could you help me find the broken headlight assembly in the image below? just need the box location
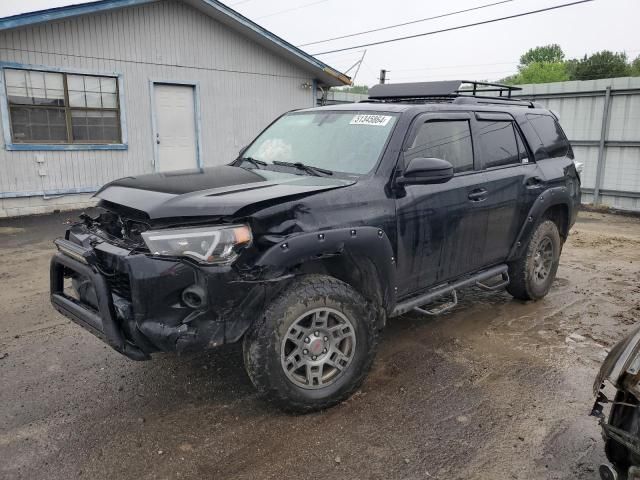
[141,225,252,264]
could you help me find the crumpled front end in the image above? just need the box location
[50,212,269,360]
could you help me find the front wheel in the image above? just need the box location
[507,219,562,301]
[243,275,379,413]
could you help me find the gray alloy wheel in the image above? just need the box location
[280,307,357,389]
[507,219,561,301]
[243,274,380,413]
[532,236,555,285]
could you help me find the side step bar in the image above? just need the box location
[391,264,509,317]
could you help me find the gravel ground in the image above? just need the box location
[1,209,639,480]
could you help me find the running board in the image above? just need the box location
[391,265,509,317]
[413,290,458,316]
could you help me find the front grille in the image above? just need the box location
[94,250,132,300]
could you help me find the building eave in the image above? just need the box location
[0,0,351,87]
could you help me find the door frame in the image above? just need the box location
[149,79,203,171]
[394,111,485,295]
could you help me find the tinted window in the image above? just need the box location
[407,120,474,173]
[478,121,519,168]
[526,114,570,158]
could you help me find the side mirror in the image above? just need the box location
[397,157,454,185]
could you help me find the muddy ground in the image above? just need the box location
[0,210,639,480]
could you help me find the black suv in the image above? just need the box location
[50,81,581,412]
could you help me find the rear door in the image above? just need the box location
[473,112,540,265]
[394,112,488,296]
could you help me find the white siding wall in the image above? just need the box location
[0,0,315,216]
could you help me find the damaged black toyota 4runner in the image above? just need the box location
[50,81,581,412]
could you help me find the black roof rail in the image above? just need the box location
[456,80,522,98]
[364,80,536,107]
[452,96,536,108]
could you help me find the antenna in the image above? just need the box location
[342,50,367,85]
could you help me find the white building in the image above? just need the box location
[0,0,350,217]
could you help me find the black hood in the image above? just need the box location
[95,166,356,219]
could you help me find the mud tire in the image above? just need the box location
[507,219,561,301]
[243,274,379,413]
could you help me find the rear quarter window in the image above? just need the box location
[526,114,572,159]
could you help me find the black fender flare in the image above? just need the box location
[507,186,571,261]
[253,226,397,316]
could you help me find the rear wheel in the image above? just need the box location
[243,275,379,413]
[507,219,561,301]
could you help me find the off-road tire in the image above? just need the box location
[243,274,379,413]
[507,219,561,301]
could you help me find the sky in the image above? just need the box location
[2,0,639,86]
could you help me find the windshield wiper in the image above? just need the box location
[272,160,333,177]
[237,156,267,169]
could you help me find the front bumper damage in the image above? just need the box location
[50,233,268,361]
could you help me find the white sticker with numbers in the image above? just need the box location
[350,114,392,126]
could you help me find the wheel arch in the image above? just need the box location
[507,186,572,261]
[252,227,397,326]
[543,203,569,240]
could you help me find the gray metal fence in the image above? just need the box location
[325,79,640,211]
[513,77,640,211]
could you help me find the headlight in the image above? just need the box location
[141,225,252,264]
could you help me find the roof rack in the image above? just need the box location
[365,80,536,107]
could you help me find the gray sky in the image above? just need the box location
[2,0,639,86]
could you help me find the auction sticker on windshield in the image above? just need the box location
[350,114,392,126]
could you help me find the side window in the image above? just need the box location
[477,121,519,169]
[526,114,570,158]
[406,120,474,173]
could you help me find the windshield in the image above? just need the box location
[242,111,398,175]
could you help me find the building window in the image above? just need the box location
[4,68,121,144]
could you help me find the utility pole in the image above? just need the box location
[379,69,387,84]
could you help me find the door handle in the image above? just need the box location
[468,188,488,202]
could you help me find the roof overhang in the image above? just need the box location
[0,0,351,87]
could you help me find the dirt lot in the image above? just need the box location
[1,209,639,480]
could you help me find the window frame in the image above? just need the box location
[0,62,127,151]
[402,112,478,176]
[525,112,572,160]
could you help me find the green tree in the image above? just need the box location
[571,51,630,80]
[509,62,570,85]
[336,85,369,94]
[519,44,565,66]
[564,58,579,80]
[630,55,640,76]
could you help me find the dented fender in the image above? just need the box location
[251,226,397,314]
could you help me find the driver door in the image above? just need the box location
[394,112,488,297]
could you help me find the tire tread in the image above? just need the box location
[243,274,380,413]
[507,219,561,301]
